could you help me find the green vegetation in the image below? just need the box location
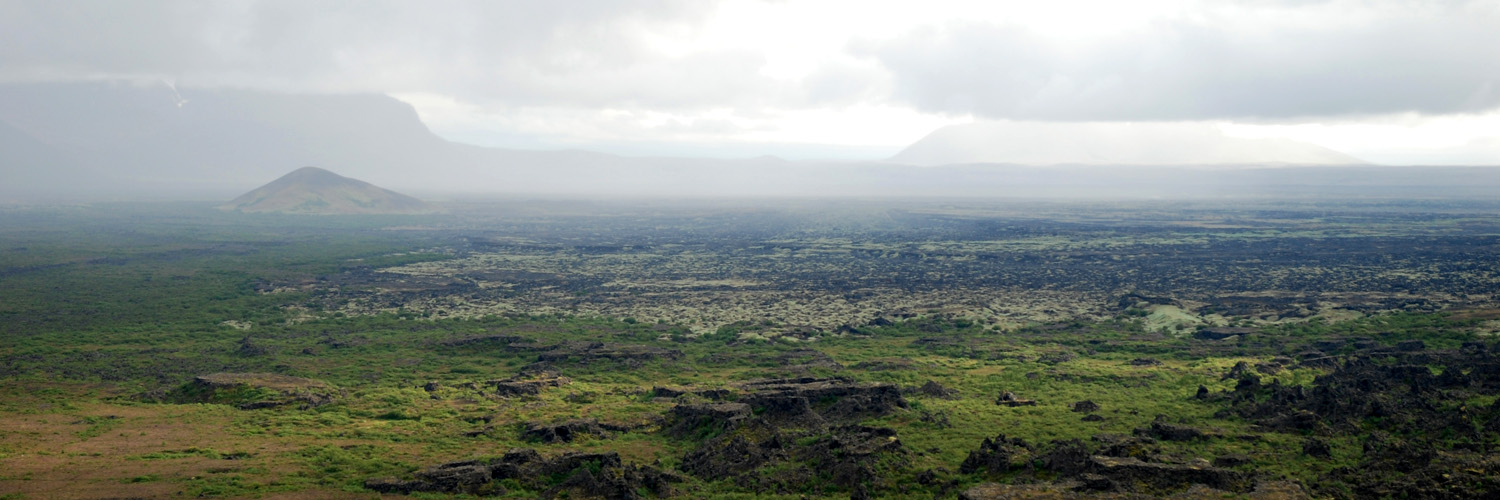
[1,200,1498,498]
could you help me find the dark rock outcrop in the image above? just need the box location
[679,430,783,482]
[1088,456,1251,493]
[995,391,1037,407]
[489,373,572,397]
[739,392,826,429]
[675,377,911,496]
[960,434,1033,475]
[681,422,907,494]
[1213,453,1252,468]
[522,419,608,443]
[170,372,336,410]
[1038,351,1078,364]
[649,386,685,398]
[737,377,908,425]
[776,349,843,371]
[1207,348,1500,498]
[662,402,751,438]
[439,334,527,348]
[1137,415,1207,442]
[1092,434,1159,460]
[366,449,681,498]
[1194,327,1256,340]
[906,380,960,399]
[852,358,915,371]
[536,342,684,366]
[958,434,1250,494]
[1302,438,1332,459]
[1396,339,1426,352]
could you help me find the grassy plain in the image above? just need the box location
[1,199,1497,498]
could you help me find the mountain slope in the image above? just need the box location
[888,121,1368,166]
[0,82,460,197]
[4,82,1497,202]
[221,167,436,214]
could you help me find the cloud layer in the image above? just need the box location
[0,1,776,109]
[2,0,1499,158]
[860,2,1500,121]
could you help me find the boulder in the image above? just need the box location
[522,419,608,443]
[995,391,1037,407]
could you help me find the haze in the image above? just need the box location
[2,0,1499,200]
[10,3,1500,498]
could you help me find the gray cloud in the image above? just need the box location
[858,2,1500,120]
[0,0,782,110]
[3,0,1498,127]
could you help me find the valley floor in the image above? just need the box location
[1,199,1498,499]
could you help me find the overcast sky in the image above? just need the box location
[3,0,1499,163]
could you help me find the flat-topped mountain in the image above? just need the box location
[3,82,1496,201]
[221,167,436,215]
[888,121,1368,167]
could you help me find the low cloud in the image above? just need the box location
[858,1,1500,121]
[0,0,778,111]
[3,0,1498,158]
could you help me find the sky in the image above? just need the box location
[3,0,1499,163]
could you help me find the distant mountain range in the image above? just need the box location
[889,121,1367,167]
[221,167,436,215]
[1,81,1497,201]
